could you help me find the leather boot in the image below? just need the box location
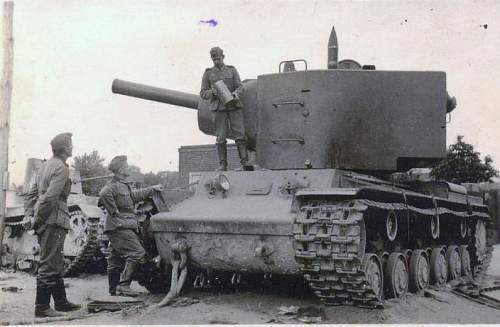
[116,261,142,297]
[236,141,253,171]
[108,271,121,296]
[216,143,228,171]
[35,286,63,318]
[35,305,64,318]
[52,280,82,312]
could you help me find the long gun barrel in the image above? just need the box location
[72,174,114,184]
[111,78,258,145]
[112,79,199,109]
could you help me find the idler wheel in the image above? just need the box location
[384,253,409,298]
[386,210,398,241]
[430,247,448,285]
[459,245,472,277]
[409,250,430,292]
[446,246,462,281]
[362,253,384,301]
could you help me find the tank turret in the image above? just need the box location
[112,26,447,172]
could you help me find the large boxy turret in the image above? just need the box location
[112,26,447,172]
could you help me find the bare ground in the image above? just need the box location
[1,269,500,325]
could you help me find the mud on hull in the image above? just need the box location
[151,170,492,306]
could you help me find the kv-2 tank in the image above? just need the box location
[112,26,491,307]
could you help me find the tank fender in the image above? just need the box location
[295,188,360,198]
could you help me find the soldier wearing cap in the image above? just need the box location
[200,46,251,171]
[24,133,81,317]
[99,155,163,297]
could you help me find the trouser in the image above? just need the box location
[106,229,146,287]
[107,253,125,295]
[107,229,146,267]
[36,225,67,305]
[212,108,246,144]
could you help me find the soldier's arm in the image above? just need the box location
[41,164,69,207]
[130,187,155,204]
[36,164,69,218]
[24,181,39,217]
[99,186,120,217]
[232,67,244,97]
[200,70,215,100]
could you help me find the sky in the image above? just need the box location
[1,0,500,185]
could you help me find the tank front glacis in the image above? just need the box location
[152,169,339,275]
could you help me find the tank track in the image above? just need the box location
[293,198,492,308]
[63,210,101,277]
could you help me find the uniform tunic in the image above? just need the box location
[99,178,155,272]
[200,64,246,143]
[24,156,71,289]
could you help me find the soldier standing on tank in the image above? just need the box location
[99,155,164,297]
[24,133,81,318]
[200,46,251,171]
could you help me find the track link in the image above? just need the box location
[63,210,101,277]
[293,198,492,308]
[293,200,382,307]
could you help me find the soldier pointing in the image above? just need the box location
[200,46,252,171]
[99,155,163,297]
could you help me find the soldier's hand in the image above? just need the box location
[152,184,164,192]
[211,86,218,97]
[22,216,35,230]
[231,91,239,99]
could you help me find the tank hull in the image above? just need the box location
[151,169,491,306]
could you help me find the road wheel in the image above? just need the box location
[384,252,408,298]
[363,253,384,301]
[446,245,462,281]
[459,245,472,277]
[430,247,448,285]
[409,250,429,292]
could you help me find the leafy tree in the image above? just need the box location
[143,171,161,187]
[431,135,498,184]
[142,170,180,188]
[72,151,110,196]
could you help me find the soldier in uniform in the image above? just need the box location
[99,155,163,297]
[200,46,251,171]
[24,133,81,317]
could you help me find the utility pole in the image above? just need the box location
[0,1,14,266]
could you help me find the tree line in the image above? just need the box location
[72,150,180,196]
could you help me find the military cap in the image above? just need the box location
[210,46,224,57]
[50,132,72,151]
[108,155,128,173]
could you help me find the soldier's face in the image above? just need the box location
[118,165,130,178]
[211,54,224,68]
[64,143,73,157]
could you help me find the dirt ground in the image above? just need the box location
[1,276,500,324]
[2,247,500,325]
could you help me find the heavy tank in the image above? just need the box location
[112,26,492,306]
